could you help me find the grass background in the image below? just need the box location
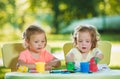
[0,33,120,79]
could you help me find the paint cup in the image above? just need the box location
[80,62,89,73]
[89,63,98,72]
[35,62,45,73]
[66,62,75,71]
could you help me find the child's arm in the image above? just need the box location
[91,51,104,64]
[95,51,104,60]
[66,53,74,62]
[18,59,59,71]
[45,57,61,69]
[90,48,104,64]
[17,60,36,69]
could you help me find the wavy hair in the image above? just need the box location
[22,24,47,48]
[73,24,100,50]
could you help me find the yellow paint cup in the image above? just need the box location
[35,62,45,73]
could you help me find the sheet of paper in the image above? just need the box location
[98,64,110,71]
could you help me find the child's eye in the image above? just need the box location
[79,41,82,42]
[35,41,38,43]
[41,41,45,43]
[86,41,90,43]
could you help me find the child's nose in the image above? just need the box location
[82,42,86,45]
[38,43,42,46]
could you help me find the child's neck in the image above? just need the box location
[82,53,89,60]
[29,51,41,59]
[32,52,40,59]
[76,47,90,59]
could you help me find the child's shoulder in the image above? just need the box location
[70,47,78,51]
[92,48,101,51]
[20,49,29,54]
[69,47,80,53]
[92,47,102,54]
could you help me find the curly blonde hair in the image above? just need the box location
[73,24,100,50]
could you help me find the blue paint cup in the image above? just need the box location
[80,62,89,73]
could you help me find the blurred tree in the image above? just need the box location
[0,0,25,30]
[48,0,101,33]
[0,0,7,27]
[43,0,120,33]
[0,0,120,34]
[52,0,59,34]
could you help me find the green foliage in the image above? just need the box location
[51,47,61,53]
[0,0,120,34]
[47,34,71,41]
[0,33,21,42]
[101,33,120,42]
[0,66,11,79]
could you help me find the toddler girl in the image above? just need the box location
[18,25,61,70]
[66,24,104,69]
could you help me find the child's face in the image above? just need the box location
[76,31,92,53]
[27,33,46,53]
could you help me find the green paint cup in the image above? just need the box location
[67,62,75,71]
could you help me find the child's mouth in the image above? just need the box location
[37,48,42,50]
[82,47,86,49]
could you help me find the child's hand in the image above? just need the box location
[67,53,74,62]
[66,53,74,62]
[45,63,53,70]
[70,53,74,62]
[17,66,28,72]
[94,57,100,64]
[90,57,100,64]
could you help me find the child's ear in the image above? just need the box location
[24,39,29,48]
[74,37,77,45]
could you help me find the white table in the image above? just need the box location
[5,70,120,79]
